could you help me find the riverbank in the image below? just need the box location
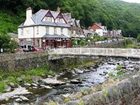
[62,59,140,105]
[1,57,139,105]
[0,56,99,104]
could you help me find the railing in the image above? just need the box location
[48,48,140,58]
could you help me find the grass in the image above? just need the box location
[107,64,126,80]
[0,59,97,93]
[0,66,55,93]
[122,38,140,48]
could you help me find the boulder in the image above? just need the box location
[0,87,31,101]
[5,85,12,92]
[24,83,31,87]
[40,78,65,86]
[31,83,38,87]
[62,93,70,98]
[74,69,84,74]
[40,85,52,89]
[70,79,82,84]
[19,96,29,101]
[15,98,22,102]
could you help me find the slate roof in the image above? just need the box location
[19,9,70,28]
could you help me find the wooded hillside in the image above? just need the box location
[0,0,140,37]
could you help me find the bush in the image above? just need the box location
[137,34,140,42]
[0,34,18,53]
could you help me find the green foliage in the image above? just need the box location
[122,38,140,48]
[103,88,109,97]
[137,34,140,42]
[0,34,18,53]
[0,34,11,51]
[108,65,125,79]
[72,35,107,47]
[48,101,57,105]
[0,0,140,37]
[64,97,71,103]
[9,40,18,53]
[78,99,84,105]
[0,66,55,93]
[0,82,5,93]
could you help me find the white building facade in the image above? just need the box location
[18,7,72,49]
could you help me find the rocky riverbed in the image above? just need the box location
[0,58,140,105]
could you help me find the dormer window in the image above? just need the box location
[43,17,54,22]
[55,13,66,24]
[42,11,54,23]
[55,18,65,23]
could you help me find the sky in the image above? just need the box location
[122,0,140,3]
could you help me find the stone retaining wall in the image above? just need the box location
[66,74,140,105]
[0,52,49,71]
[0,52,95,71]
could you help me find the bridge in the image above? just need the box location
[48,48,140,59]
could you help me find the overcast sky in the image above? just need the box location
[122,0,140,3]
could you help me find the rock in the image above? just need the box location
[15,98,22,102]
[103,71,108,75]
[48,75,53,78]
[70,79,82,84]
[0,87,31,101]
[64,78,68,80]
[74,69,84,74]
[66,101,80,105]
[19,96,29,101]
[32,76,41,83]
[32,86,38,89]
[12,95,19,99]
[40,85,52,89]
[24,83,31,87]
[9,82,15,88]
[84,69,91,72]
[99,73,103,76]
[40,78,65,86]
[62,93,70,98]
[71,70,76,74]
[31,83,38,87]
[5,85,12,92]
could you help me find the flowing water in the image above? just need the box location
[1,58,140,105]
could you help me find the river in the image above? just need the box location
[1,58,140,105]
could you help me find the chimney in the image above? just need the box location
[26,7,32,19]
[57,7,61,12]
[97,23,102,26]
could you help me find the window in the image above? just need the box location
[37,26,39,34]
[21,28,23,35]
[54,27,57,34]
[56,18,65,23]
[61,28,63,35]
[43,17,54,22]
[46,26,49,34]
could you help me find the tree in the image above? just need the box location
[0,34,18,53]
[137,34,140,42]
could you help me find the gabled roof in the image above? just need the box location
[19,9,70,28]
[90,23,107,31]
[51,11,59,18]
[93,23,103,29]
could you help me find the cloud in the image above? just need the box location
[122,0,140,3]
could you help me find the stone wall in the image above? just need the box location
[0,52,95,71]
[0,52,49,71]
[66,74,140,105]
[49,56,96,72]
